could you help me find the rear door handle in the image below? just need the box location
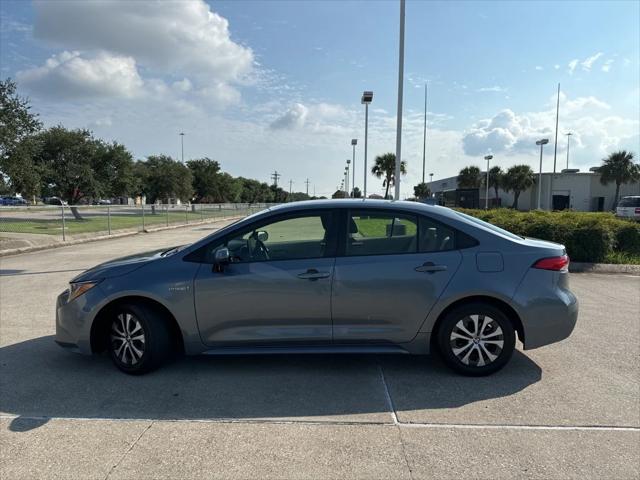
[297,269,331,280]
[415,262,447,273]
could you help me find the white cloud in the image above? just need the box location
[581,52,603,71]
[535,66,543,71]
[17,51,143,98]
[270,103,309,130]
[477,86,505,93]
[25,0,252,105]
[33,0,253,80]
[601,59,614,72]
[554,64,560,70]
[461,93,631,158]
[568,59,579,74]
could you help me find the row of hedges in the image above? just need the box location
[458,209,640,263]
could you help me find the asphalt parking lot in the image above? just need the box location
[1,222,639,479]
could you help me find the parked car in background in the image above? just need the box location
[616,196,640,221]
[55,200,578,376]
[0,196,28,206]
[47,197,68,206]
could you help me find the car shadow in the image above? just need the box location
[0,336,541,431]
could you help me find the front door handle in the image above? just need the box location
[297,269,331,280]
[415,262,447,273]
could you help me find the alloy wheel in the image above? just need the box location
[110,313,146,366]
[449,314,504,367]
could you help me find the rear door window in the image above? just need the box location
[346,211,418,256]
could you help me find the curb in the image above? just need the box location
[570,262,640,275]
[0,216,243,258]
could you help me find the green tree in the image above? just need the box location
[457,165,482,189]
[0,78,42,197]
[34,126,134,218]
[502,164,535,209]
[413,182,430,199]
[137,155,193,204]
[352,186,362,198]
[331,190,346,199]
[599,150,639,210]
[187,158,222,202]
[483,165,504,206]
[371,153,407,199]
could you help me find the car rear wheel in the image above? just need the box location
[108,303,171,375]
[436,303,516,376]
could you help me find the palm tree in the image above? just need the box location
[457,166,482,188]
[599,150,639,210]
[502,164,535,209]
[413,182,430,199]
[483,165,504,206]
[371,153,407,199]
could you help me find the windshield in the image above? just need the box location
[454,211,524,240]
[618,197,640,207]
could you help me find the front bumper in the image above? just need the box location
[55,285,106,355]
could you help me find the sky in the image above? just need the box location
[1,0,639,198]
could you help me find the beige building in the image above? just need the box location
[427,170,640,211]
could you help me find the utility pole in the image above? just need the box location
[271,171,281,187]
[305,178,310,196]
[394,0,406,201]
[288,180,293,200]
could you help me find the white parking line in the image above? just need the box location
[2,414,638,432]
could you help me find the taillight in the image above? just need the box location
[635,207,640,214]
[533,255,570,272]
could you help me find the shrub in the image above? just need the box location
[457,208,637,263]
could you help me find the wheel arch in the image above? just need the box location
[430,295,525,349]
[90,295,184,354]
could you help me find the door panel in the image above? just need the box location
[195,258,335,346]
[193,210,337,347]
[331,251,462,343]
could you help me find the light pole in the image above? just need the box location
[565,132,573,170]
[484,155,493,209]
[351,139,357,194]
[346,159,351,197]
[422,83,428,184]
[394,0,406,201]
[361,91,373,198]
[429,173,434,202]
[536,139,549,210]
[179,132,185,162]
[344,166,349,197]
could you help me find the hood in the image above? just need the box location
[71,247,170,282]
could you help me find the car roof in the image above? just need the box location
[263,199,460,220]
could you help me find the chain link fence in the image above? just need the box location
[0,203,274,242]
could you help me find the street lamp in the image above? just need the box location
[565,132,573,170]
[484,155,493,209]
[361,91,373,198]
[346,159,351,197]
[394,0,406,201]
[536,139,549,210]
[351,139,357,194]
[179,132,185,162]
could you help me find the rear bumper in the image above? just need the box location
[513,270,579,350]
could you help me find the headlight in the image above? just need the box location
[68,281,100,302]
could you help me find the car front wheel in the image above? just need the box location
[108,303,171,375]
[436,303,516,376]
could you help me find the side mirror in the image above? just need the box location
[256,230,269,242]
[214,247,230,265]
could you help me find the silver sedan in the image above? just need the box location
[56,200,578,376]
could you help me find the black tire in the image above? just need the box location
[436,302,516,376]
[107,302,172,375]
